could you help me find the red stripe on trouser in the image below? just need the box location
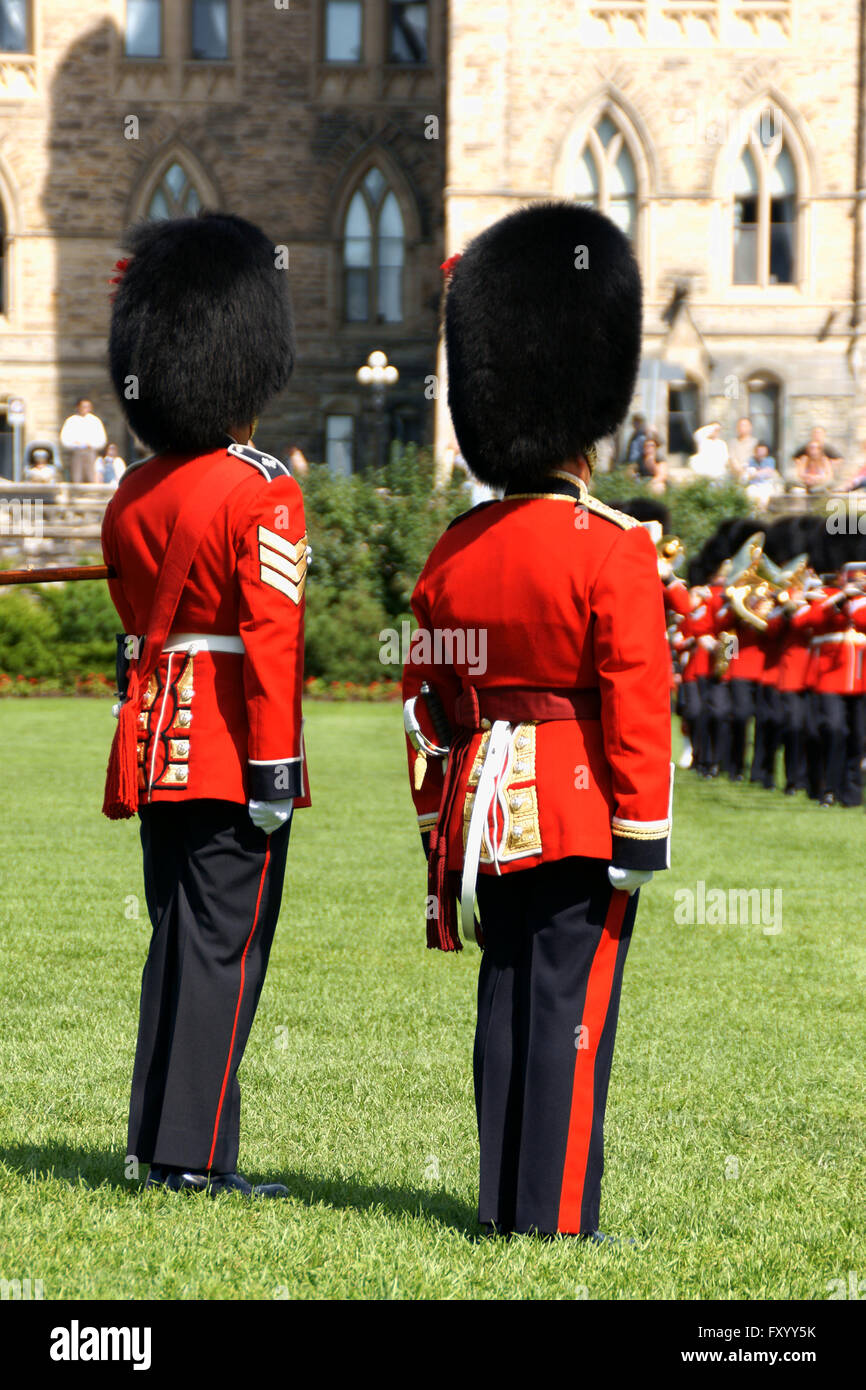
[557,888,629,1232]
[206,843,271,1172]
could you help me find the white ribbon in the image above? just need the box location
[460,720,512,945]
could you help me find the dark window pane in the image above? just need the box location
[378,265,402,322]
[125,0,161,58]
[326,415,354,476]
[345,268,369,322]
[769,196,795,283]
[733,197,758,284]
[192,0,229,60]
[389,2,428,63]
[0,0,27,51]
[326,1,362,62]
[667,385,698,455]
[747,381,779,455]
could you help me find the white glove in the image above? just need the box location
[248,799,294,834]
[608,865,654,896]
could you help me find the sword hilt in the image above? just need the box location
[420,681,452,749]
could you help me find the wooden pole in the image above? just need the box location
[0,564,115,587]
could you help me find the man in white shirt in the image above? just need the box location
[59,399,107,483]
[689,421,731,481]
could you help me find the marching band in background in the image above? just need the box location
[635,505,866,808]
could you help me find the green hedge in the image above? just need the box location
[589,473,752,558]
[0,450,753,687]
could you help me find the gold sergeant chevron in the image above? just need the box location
[257,525,308,605]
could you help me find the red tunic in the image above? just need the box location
[680,586,724,681]
[795,592,866,695]
[717,604,766,682]
[663,576,692,618]
[102,442,309,807]
[403,474,673,876]
[767,607,812,693]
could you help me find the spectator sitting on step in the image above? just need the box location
[638,431,668,494]
[793,425,843,467]
[25,445,57,483]
[621,412,647,467]
[98,442,126,487]
[793,439,835,493]
[840,441,866,491]
[742,441,782,509]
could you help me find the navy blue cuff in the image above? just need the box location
[611,834,669,872]
[248,758,304,800]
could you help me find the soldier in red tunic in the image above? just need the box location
[102,212,307,1197]
[402,203,672,1239]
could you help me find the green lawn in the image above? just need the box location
[0,699,863,1300]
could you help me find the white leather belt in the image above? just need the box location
[460,720,513,946]
[162,632,245,654]
[812,631,866,647]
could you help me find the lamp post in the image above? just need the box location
[356,350,398,469]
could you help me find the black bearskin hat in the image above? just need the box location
[763,515,817,565]
[109,212,294,453]
[444,201,642,489]
[613,497,671,531]
[809,516,866,575]
[687,517,759,585]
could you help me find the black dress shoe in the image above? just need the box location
[209,1172,289,1198]
[479,1220,512,1239]
[145,1167,288,1198]
[577,1230,637,1247]
[526,1228,636,1245]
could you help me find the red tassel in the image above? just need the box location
[102,671,141,820]
[427,833,462,952]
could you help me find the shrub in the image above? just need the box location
[589,473,752,556]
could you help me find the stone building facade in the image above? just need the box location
[2,2,866,481]
[440,0,866,477]
[0,0,446,476]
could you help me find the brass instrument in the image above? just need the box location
[713,532,774,675]
[724,532,775,633]
[657,534,686,580]
[713,629,737,678]
[642,520,687,579]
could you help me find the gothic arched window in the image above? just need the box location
[733,110,797,286]
[0,200,6,315]
[146,161,203,220]
[572,113,638,239]
[343,167,405,323]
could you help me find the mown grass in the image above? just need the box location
[0,700,863,1300]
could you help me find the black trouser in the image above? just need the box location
[680,677,708,768]
[806,692,864,804]
[780,689,808,791]
[705,678,731,770]
[129,800,291,1173]
[750,683,783,789]
[726,678,756,778]
[474,858,638,1236]
[843,695,866,806]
